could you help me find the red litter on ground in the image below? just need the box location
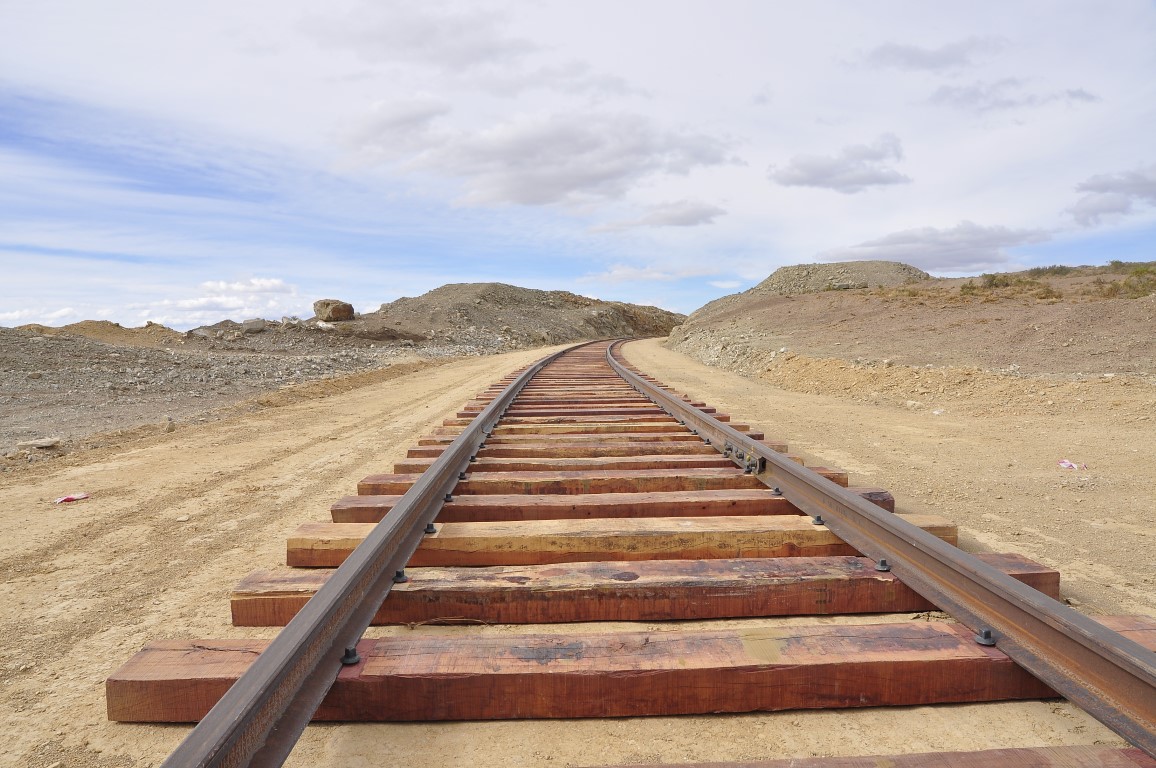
[53,493,89,504]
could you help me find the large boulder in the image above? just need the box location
[313,299,355,322]
[241,318,268,335]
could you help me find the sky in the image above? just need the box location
[1,1,1155,329]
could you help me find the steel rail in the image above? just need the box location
[607,340,1156,758]
[160,342,592,768]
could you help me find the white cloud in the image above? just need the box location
[351,109,735,206]
[709,280,743,289]
[930,79,1099,113]
[593,200,727,232]
[348,98,452,156]
[306,3,635,100]
[306,3,537,71]
[1068,164,1156,226]
[469,61,644,100]
[768,134,911,194]
[111,277,308,328]
[0,307,77,324]
[577,264,716,285]
[861,36,1006,72]
[820,221,1050,273]
[199,278,295,293]
[1067,193,1135,227]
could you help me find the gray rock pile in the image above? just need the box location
[750,261,929,296]
[0,326,409,467]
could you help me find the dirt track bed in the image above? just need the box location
[1,340,1152,767]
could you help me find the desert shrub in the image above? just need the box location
[1104,260,1156,274]
[1086,277,1124,298]
[1122,268,1156,297]
[959,280,980,296]
[1026,265,1075,277]
[981,273,1042,291]
[1085,268,1156,298]
[1033,284,1064,300]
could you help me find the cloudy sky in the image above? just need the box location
[2,1,1155,328]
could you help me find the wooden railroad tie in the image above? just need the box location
[232,553,1058,626]
[108,616,1156,722]
[330,488,895,524]
[284,514,957,567]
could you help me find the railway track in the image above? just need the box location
[107,340,1156,767]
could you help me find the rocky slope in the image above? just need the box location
[668,261,1156,412]
[690,260,928,319]
[2,283,683,464]
[349,282,684,349]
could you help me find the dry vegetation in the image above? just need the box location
[876,260,1156,303]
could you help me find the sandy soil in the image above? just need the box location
[1,340,1151,768]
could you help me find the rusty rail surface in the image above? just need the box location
[159,342,594,768]
[606,340,1156,757]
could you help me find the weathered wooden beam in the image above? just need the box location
[406,441,722,459]
[394,453,737,473]
[231,553,1059,626]
[287,513,956,567]
[442,413,679,427]
[357,468,769,496]
[417,431,768,445]
[331,488,895,523]
[105,615,1156,723]
[433,421,753,436]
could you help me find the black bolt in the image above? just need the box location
[811,515,825,526]
[444,493,453,502]
[469,455,477,462]
[393,569,409,584]
[703,438,711,446]
[340,647,361,666]
[875,558,891,572]
[770,487,782,496]
[458,471,467,480]
[425,522,437,534]
[975,628,997,646]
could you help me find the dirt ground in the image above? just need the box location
[0,339,1152,767]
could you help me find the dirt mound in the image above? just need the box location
[670,263,1156,384]
[692,261,929,320]
[178,283,682,353]
[754,260,929,295]
[357,282,684,348]
[16,320,186,348]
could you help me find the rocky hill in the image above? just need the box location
[669,260,1156,382]
[691,260,928,319]
[2,282,683,463]
[356,282,683,349]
